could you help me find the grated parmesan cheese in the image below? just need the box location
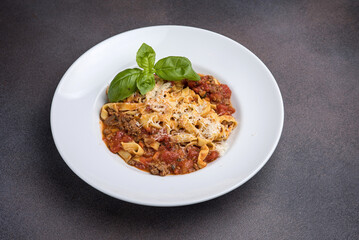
[199,117,221,139]
[139,79,235,151]
[215,142,229,156]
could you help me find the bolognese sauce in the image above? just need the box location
[186,75,235,116]
[101,75,237,176]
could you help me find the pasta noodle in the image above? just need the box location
[100,75,237,176]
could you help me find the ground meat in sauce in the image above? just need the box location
[118,114,142,136]
[103,130,133,153]
[186,75,235,115]
[205,151,220,163]
[187,145,200,161]
[102,75,234,176]
[149,161,170,176]
[104,111,142,140]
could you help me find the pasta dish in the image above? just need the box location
[100,75,237,176]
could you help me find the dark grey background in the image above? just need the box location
[1,0,358,239]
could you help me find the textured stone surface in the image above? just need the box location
[1,0,358,239]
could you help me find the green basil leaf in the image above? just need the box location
[108,68,142,102]
[136,43,156,70]
[154,56,200,81]
[137,71,155,95]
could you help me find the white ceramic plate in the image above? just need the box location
[51,25,284,207]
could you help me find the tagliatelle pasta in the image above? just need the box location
[100,75,237,176]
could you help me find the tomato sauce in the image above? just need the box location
[102,123,210,175]
[104,129,133,153]
[205,151,220,163]
[101,75,232,176]
[186,75,235,116]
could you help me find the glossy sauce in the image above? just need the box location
[101,75,236,176]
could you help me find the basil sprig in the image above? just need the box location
[136,43,156,70]
[107,68,142,102]
[107,43,200,102]
[154,56,200,81]
[137,70,155,95]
